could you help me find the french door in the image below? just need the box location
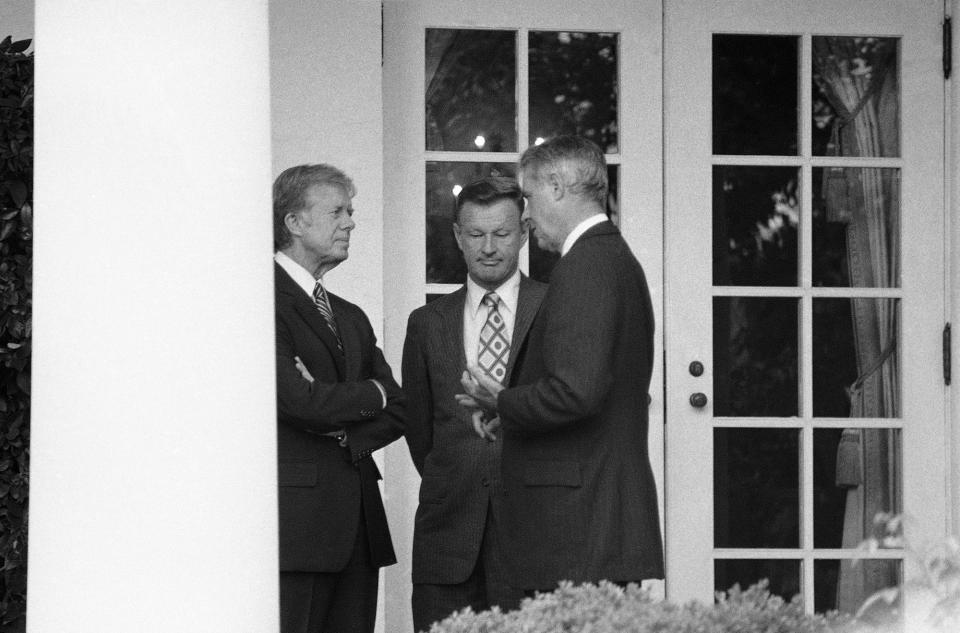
[664,0,947,617]
[383,0,948,626]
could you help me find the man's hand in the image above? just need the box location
[455,364,503,414]
[294,356,314,383]
[471,410,501,442]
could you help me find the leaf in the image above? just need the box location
[8,40,31,54]
[4,181,26,209]
[0,36,10,51]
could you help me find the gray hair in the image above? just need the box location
[273,164,356,250]
[519,135,607,206]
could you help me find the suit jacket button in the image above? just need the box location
[481,477,490,487]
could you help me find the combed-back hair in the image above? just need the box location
[273,164,356,250]
[519,135,608,206]
[454,175,523,224]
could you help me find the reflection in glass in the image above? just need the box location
[529,165,618,283]
[812,37,899,158]
[815,559,901,623]
[713,298,799,417]
[713,166,799,286]
[529,31,618,153]
[713,35,799,156]
[812,167,900,288]
[425,29,517,152]
[813,298,899,418]
[714,428,800,548]
[715,559,801,603]
[426,162,517,284]
[813,428,901,549]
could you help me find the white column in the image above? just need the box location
[28,3,277,632]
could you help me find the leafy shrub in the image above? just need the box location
[849,514,960,633]
[426,580,844,633]
[0,34,33,633]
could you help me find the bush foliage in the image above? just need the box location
[427,581,844,633]
[0,34,33,633]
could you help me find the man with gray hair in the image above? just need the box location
[458,136,665,592]
[273,163,405,633]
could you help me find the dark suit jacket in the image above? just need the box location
[275,263,405,572]
[497,221,665,589]
[402,275,547,584]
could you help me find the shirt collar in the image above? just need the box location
[275,250,320,298]
[465,268,521,317]
[561,213,608,257]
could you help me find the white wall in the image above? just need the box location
[951,0,960,536]
[0,1,34,45]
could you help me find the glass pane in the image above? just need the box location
[715,560,801,602]
[812,167,900,288]
[713,34,799,156]
[813,298,899,418]
[529,164,618,283]
[714,428,800,548]
[426,162,517,284]
[713,166,799,286]
[529,31,618,153]
[425,29,517,152]
[713,297,799,417]
[814,559,901,625]
[814,428,902,549]
[812,37,899,158]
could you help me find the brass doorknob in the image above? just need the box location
[689,392,708,408]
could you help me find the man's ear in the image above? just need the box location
[284,212,303,238]
[452,222,464,252]
[546,172,565,201]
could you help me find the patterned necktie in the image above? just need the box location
[313,281,343,352]
[477,291,510,383]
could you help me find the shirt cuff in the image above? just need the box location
[370,379,387,408]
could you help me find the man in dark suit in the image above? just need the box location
[402,177,547,632]
[273,164,405,633]
[458,136,665,592]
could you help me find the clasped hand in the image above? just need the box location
[456,364,503,442]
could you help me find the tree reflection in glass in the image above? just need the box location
[529,31,618,152]
[425,29,517,152]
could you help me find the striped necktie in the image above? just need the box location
[313,281,343,352]
[477,291,510,383]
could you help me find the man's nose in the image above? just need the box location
[343,215,356,230]
[481,234,496,253]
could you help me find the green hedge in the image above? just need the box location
[0,34,32,633]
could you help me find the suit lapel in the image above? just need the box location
[434,288,468,378]
[329,292,361,380]
[506,275,545,380]
[275,264,347,378]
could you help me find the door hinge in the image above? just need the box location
[944,323,952,385]
[945,16,953,80]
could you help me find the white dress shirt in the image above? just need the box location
[463,269,521,368]
[561,213,608,257]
